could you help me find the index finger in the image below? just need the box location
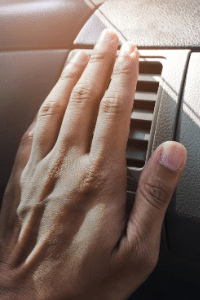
[90,42,139,160]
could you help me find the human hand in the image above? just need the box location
[0,29,187,300]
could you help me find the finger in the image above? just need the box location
[11,114,38,178]
[126,141,187,246]
[0,115,38,231]
[90,42,139,161]
[30,51,90,163]
[56,29,119,153]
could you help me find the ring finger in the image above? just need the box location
[29,51,90,163]
[56,29,119,154]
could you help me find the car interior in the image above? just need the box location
[1,0,200,299]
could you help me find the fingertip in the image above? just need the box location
[118,42,139,77]
[98,28,119,44]
[139,141,187,191]
[94,29,119,53]
[119,42,139,58]
[159,141,187,172]
[131,45,139,60]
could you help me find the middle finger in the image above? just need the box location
[56,29,119,154]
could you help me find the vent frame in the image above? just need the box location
[126,55,165,170]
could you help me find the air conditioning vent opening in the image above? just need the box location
[136,80,159,93]
[127,158,145,169]
[134,100,155,111]
[127,57,164,168]
[139,61,163,75]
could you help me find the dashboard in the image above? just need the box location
[1,0,200,299]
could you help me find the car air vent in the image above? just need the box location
[126,58,163,168]
[66,49,189,173]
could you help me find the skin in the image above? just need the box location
[0,30,187,300]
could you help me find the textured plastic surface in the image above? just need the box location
[75,0,200,48]
[166,53,200,261]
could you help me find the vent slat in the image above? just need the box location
[129,129,150,141]
[138,74,161,82]
[134,92,157,102]
[131,109,153,122]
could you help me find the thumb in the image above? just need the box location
[127,141,187,242]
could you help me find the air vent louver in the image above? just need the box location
[126,58,163,168]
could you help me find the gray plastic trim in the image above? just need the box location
[166,53,200,261]
[75,0,200,49]
[127,50,191,185]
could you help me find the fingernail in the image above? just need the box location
[95,29,118,50]
[71,51,89,65]
[159,141,186,171]
[119,42,136,57]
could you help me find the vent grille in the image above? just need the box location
[126,58,163,168]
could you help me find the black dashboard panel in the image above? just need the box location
[166,53,200,261]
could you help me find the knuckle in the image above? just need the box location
[60,65,79,81]
[78,168,99,195]
[16,199,30,221]
[70,85,98,104]
[114,57,134,77]
[101,93,126,115]
[20,130,34,147]
[142,180,169,209]
[77,157,107,196]
[39,100,63,117]
[89,50,109,64]
[16,203,25,219]
[78,174,97,196]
